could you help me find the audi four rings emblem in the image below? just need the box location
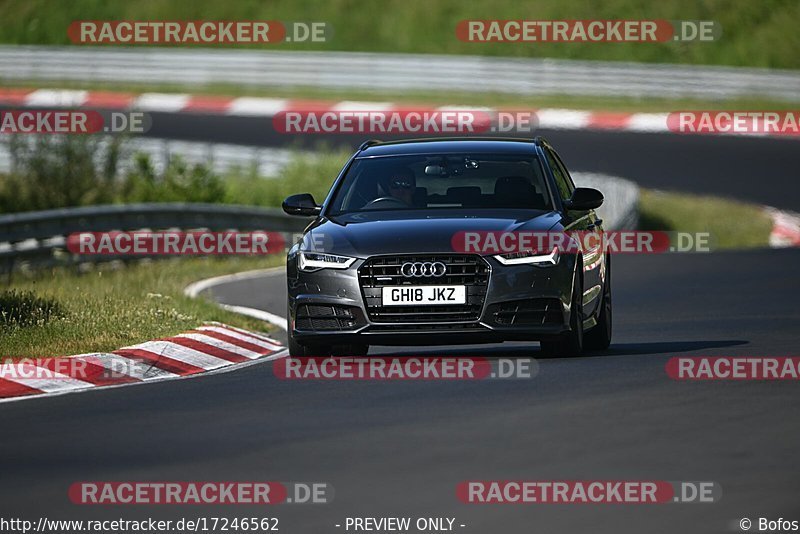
[401,261,447,277]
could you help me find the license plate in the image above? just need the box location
[382,286,466,306]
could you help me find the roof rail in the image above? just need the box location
[533,136,548,147]
[359,139,383,151]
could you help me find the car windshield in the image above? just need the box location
[327,153,552,214]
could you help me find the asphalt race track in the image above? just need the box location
[0,116,798,533]
[1,250,798,532]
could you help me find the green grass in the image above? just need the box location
[0,289,64,328]
[2,78,798,113]
[223,146,350,207]
[638,189,773,249]
[0,135,350,215]
[0,0,798,68]
[0,256,283,358]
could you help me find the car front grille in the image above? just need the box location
[358,255,490,323]
[491,298,563,326]
[295,304,361,331]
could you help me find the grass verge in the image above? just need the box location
[223,146,350,207]
[1,0,798,69]
[638,189,773,249]
[0,255,283,358]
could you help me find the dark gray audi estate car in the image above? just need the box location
[282,137,611,357]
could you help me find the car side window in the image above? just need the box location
[545,148,573,201]
[552,151,577,192]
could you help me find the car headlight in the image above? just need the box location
[494,246,560,266]
[298,252,357,272]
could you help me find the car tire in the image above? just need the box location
[288,330,314,357]
[287,303,319,357]
[584,255,612,351]
[540,268,584,357]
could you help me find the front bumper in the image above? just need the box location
[287,253,576,346]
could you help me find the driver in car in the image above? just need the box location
[385,167,416,206]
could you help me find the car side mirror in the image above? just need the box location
[564,188,604,211]
[282,193,322,216]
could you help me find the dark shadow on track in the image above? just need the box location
[371,339,747,359]
[598,339,748,355]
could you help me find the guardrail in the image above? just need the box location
[574,173,639,231]
[0,203,309,277]
[0,136,296,176]
[1,46,799,102]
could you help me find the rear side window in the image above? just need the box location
[545,148,574,202]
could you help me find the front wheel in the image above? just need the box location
[288,328,318,356]
[287,303,317,356]
[540,269,584,357]
[584,256,612,351]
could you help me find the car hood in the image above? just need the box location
[306,210,563,257]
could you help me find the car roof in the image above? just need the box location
[356,137,543,157]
